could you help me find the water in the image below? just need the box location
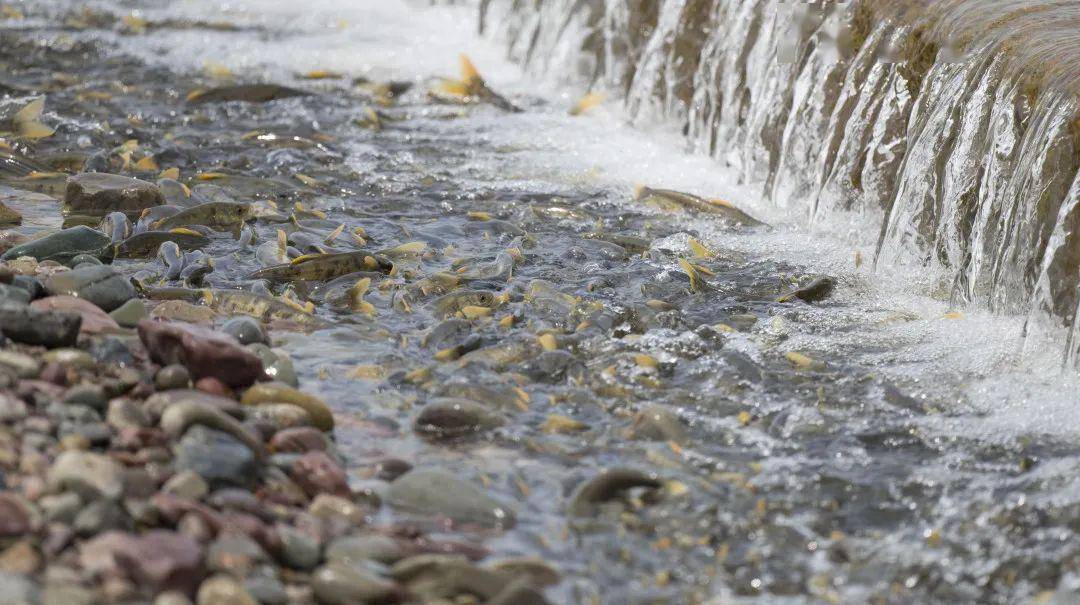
[7,0,1080,603]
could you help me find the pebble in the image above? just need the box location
[44,265,137,312]
[0,306,81,348]
[222,316,268,345]
[243,571,288,605]
[241,382,334,431]
[206,533,267,576]
[387,468,516,529]
[11,275,43,300]
[311,562,402,605]
[42,348,95,370]
[109,298,147,328]
[155,364,192,391]
[277,524,321,570]
[0,283,29,307]
[327,534,408,566]
[0,571,41,605]
[308,494,368,526]
[289,451,350,498]
[63,384,107,412]
[391,554,506,602]
[63,172,165,216]
[32,296,119,334]
[0,226,111,264]
[106,397,151,429]
[162,470,209,500]
[173,425,260,489]
[46,450,125,502]
[113,530,203,594]
[159,399,264,457]
[138,320,265,387]
[247,403,311,431]
[0,392,26,422]
[0,350,40,378]
[154,592,194,605]
[268,427,329,454]
[0,494,33,537]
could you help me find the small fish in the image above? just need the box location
[115,229,210,258]
[145,287,325,327]
[99,212,132,243]
[151,201,251,236]
[777,277,835,303]
[158,241,184,280]
[0,97,54,139]
[678,258,708,293]
[431,54,521,112]
[249,250,393,282]
[635,186,767,227]
[431,289,499,318]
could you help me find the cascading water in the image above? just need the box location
[475,0,1080,346]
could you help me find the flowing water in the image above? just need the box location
[7,0,1080,603]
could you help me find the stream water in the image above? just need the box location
[8,0,1080,603]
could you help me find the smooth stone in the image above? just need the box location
[0,571,40,605]
[150,300,218,324]
[277,524,320,571]
[206,533,267,576]
[63,384,107,412]
[0,283,29,306]
[154,592,194,605]
[38,492,81,524]
[0,540,39,575]
[44,265,136,312]
[391,554,507,602]
[268,427,329,454]
[0,350,40,378]
[247,403,311,431]
[0,306,80,347]
[311,562,401,605]
[0,494,33,537]
[113,530,203,594]
[628,405,688,443]
[487,580,551,605]
[11,275,43,300]
[222,316,267,346]
[138,320,264,387]
[0,392,26,422]
[109,298,147,328]
[46,450,124,502]
[289,451,350,498]
[155,364,192,391]
[1,226,111,264]
[327,534,409,566]
[243,571,287,605]
[32,295,119,334]
[240,383,333,432]
[89,337,135,367]
[387,469,516,529]
[73,499,125,536]
[42,580,96,605]
[42,348,95,370]
[159,400,264,457]
[70,254,103,267]
[64,172,164,217]
[308,494,369,526]
[413,398,504,439]
[162,470,209,500]
[173,425,259,489]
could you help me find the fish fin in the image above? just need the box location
[159,167,180,180]
[169,228,201,236]
[290,253,325,264]
[16,121,54,140]
[633,185,651,200]
[134,155,159,171]
[435,79,470,97]
[459,54,481,86]
[569,91,604,116]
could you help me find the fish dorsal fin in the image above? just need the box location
[169,228,201,236]
[459,54,482,86]
[708,197,734,209]
[290,253,325,265]
[12,97,44,123]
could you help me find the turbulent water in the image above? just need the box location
[476,0,1080,355]
[8,0,1080,604]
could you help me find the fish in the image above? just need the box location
[431,289,500,318]
[186,83,310,105]
[777,277,835,303]
[569,91,604,116]
[249,250,393,282]
[151,201,251,236]
[635,186,767,227]
[347,277,376,315]
[144,287,326,327]
[99,212,132,243]
[158,241,184,280]
[0,97,54,139]
[431,54,521,112]
[115,229,210,258]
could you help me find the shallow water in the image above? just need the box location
[8,0,1080,603]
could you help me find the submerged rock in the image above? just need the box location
[0,225,112,264]
[311,562,402,605]
[387,468,516,529]
[32,295,120,334]
[240,382,333,431]
[0,306,80,347]
[173,425,259,489]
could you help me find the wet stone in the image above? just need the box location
[11,275,43,300]
[0,494,33,538]
[42,348,95,370]
[0,350,40,378]
[113,530,203,594]
[289,451,350,498]
[206,533,267,576]
[240,382,333,432]
[413,398,505,439]
[628,405,688,444]
[32,295,119,335]
[63,172,165,217]
[311,562,402,605]
[0,226,112,264]
[63,384,107,412]
[109,298,147,328]
[0,306,80,348]
[277,524,321,570]
[387,468,516,529]
[0,283,29,307]
[0,571,40,605]
[196,575,260,605]
[44,265,137,312]
[268,426,329,454]
[155,364,192,391]
[173,425,260,490]
[222,316,267,346]
[162,470,209,500]
[46,450,125,502]
[138,320,264,388]
[326,534,409,566]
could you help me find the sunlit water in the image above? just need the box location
[13,0,1080,603]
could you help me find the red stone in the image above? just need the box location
[32,295,120,335]
[137,320,264,388]
[268,427,328,454]
[289,451,350,498]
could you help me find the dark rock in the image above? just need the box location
[44,265,136,312]
[0,283,29,307]
[0,306,80,347]
[10,275,42,300]
[413,398,504,439]
[373,458,412,482]
[311,562,402,605]
[173,425,259,489]
[138,320,264,387]
[63,173,164,217]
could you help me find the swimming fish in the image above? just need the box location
[431,54,521,112]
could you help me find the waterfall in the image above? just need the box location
[473,0,1080,346]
